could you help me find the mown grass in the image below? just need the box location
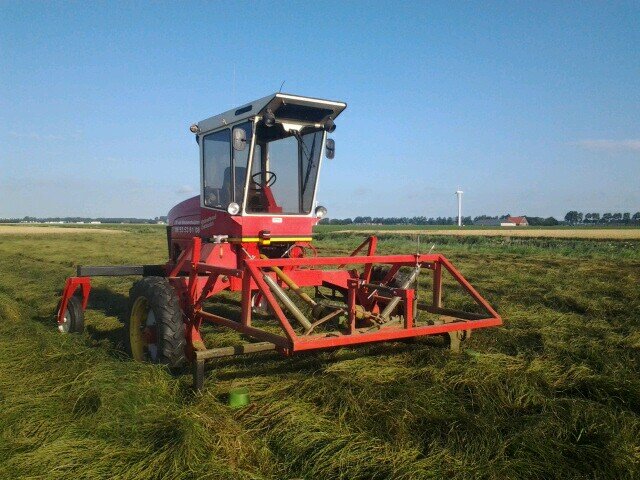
[0,226,639,479]
[315,224,640,232]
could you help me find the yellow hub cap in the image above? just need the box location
[129,297,158,361]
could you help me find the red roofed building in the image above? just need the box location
[506,216,529,226]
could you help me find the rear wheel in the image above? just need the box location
[126,277,187,368]
[57,295,85,333]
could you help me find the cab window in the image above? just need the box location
[203,129,231,209]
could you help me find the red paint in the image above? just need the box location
[59,231,501,360]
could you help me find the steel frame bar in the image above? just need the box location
[250,253,439,268]
[192,341,277,390]
[291,317,501,351]
[191,252,501,354]
[58,235,501,365]
[197,310,290,348]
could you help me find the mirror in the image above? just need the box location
[325,138,335,159]
[233,127,246,151]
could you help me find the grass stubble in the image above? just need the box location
[0,225,638,479]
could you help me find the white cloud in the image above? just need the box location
[571,139,640,152]
[176,185,195,195]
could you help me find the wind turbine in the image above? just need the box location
[455,188,464,227]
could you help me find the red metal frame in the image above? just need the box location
[56,276,91,326]
[228,252,499,352]
[58,233,502,359]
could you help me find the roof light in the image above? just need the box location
[323,118,336,132]
[189,123,200,134]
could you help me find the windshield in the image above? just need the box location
[246,123,324,214]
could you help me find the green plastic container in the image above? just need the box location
[228,387,250,408]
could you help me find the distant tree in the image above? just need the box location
[564,211,580,224]
[623,212,631,223]
[612,213,622,222]
[528,216,559,226]
[602,213,612,223]
[633,212,640,222]
[473,215,497,221]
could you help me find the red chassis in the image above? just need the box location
[58,235,501,360]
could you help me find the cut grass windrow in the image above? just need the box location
[0,227,638,479]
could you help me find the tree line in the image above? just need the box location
[319,215,559,226]
[320,216,473,226]
[0,216,168,224]
[564,211,640,225]
[320,211,640,226]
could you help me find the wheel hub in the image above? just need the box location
[58,309,70,333]
[130,297,159,362]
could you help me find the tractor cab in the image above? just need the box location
[168,94,346,257]
[175,94,346,240]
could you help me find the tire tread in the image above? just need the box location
[127,277,186,368]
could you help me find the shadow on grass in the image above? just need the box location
[89,286,130,320]
[82,286,129,350]
[204,336,450,383]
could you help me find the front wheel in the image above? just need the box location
[57,295,85,333]
[126,277,187,368]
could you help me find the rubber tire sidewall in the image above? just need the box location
[127,277,187,369]
[62,295,85,333]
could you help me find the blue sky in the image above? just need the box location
[1,1,638,219]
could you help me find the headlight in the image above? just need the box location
[227,202,240,215]
[315,206,327,218]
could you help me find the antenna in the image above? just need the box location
[455,188,464,227]
[279,80,286,92]
[232,65,236,107]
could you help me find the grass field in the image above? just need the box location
[0,225,125,235]
[316,224,640,239]
[0,225,638,479]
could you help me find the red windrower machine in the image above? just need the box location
[57,93,501,388]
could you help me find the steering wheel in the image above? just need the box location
[203,186,218,207]
[251,170,277,189]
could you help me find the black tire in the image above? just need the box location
[126,277,187,368]
[57,295,85,333]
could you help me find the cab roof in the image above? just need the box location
[195,93,347,135]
